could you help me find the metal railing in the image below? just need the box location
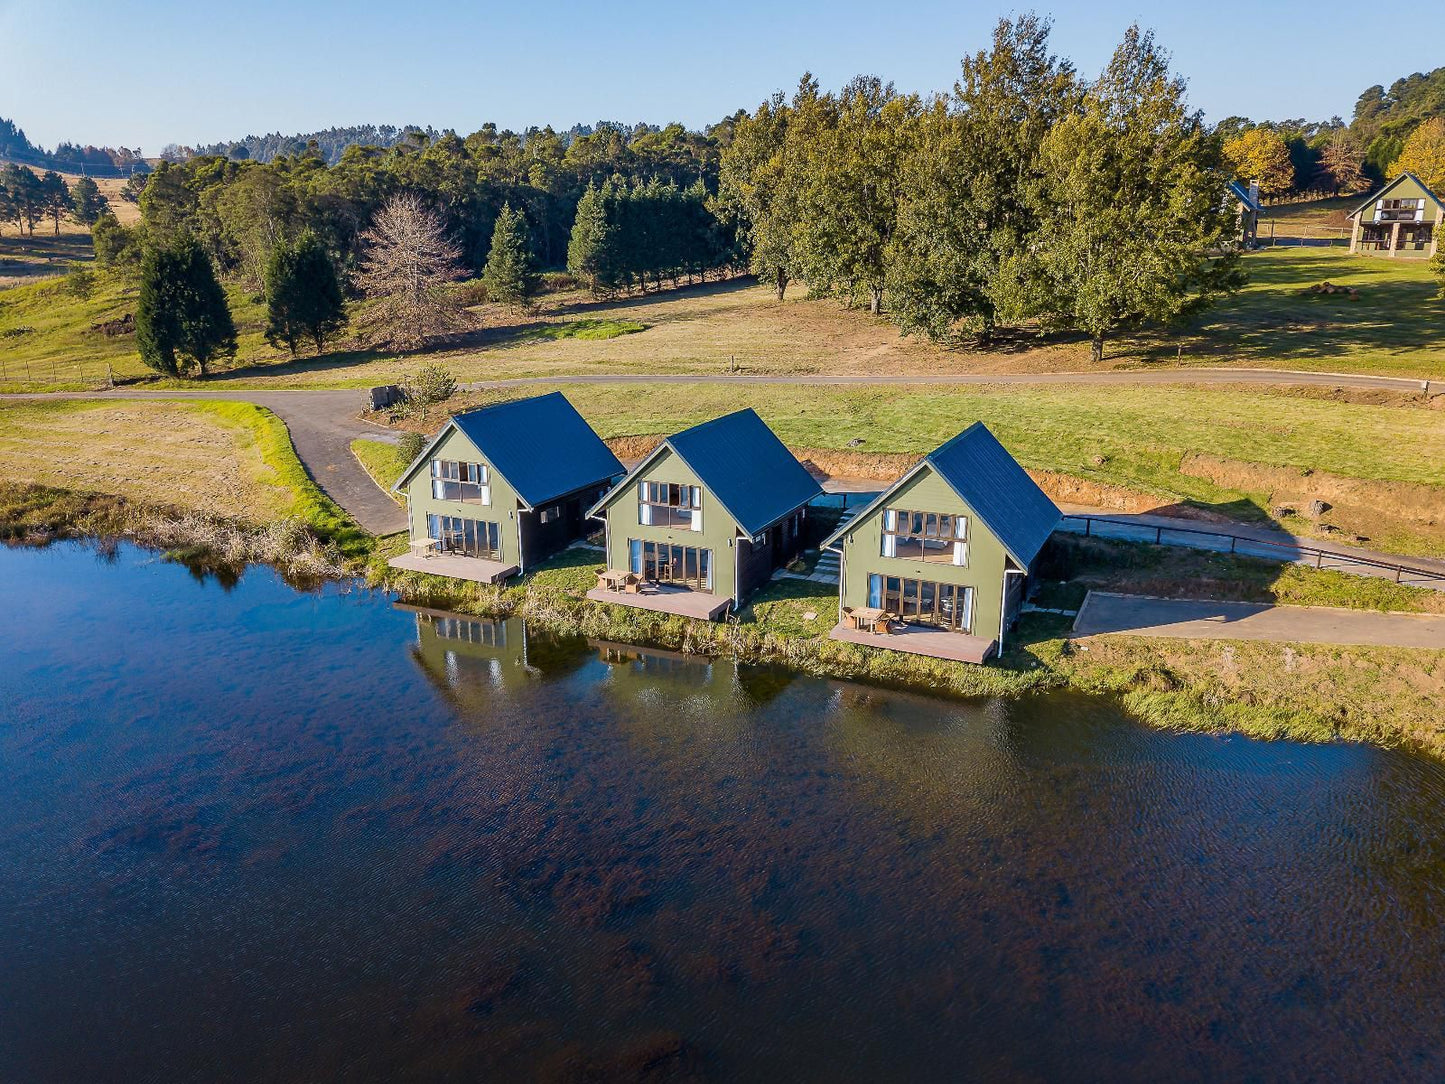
[1058,514,1445,587]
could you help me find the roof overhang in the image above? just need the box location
[1347,172,1445,220]
[586,438,781,536]
[820,441,1051,569]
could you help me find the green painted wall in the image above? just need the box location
[1359,176,1442,224]
[402,427,525,565]
[834,466,1012,640]
[599,446,743,601]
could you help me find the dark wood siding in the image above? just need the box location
[519,482,611,568]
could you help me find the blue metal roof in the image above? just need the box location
[666,409,823,536]
[822,422,1060,568]
[1226,179,1262,214]
[399,393,623,507]
[926,423,1061,566]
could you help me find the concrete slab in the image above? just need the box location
[828,621,996,664]
[1073,591,1445,650]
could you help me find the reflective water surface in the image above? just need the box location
[3,543,1445,1082]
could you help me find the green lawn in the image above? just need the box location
[350,438,408,502]
[1190,247,1444,377]
[478,379,1445,555]
[6,245,1443,392]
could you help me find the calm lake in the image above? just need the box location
[4,542,1445,1082]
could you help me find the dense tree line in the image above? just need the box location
[718,17,1242,359]
[1214,65,1445,197]
[567,177,736,294]
[125,121,726,284]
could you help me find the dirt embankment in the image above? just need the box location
[1181,452,1445,549]
[604,438,1175,516]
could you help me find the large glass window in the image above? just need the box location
[431,459,490,504]
[639,482,703,529]
[427,514,502,560]
[1378,197,1424,223]
[628,538,712,589]
[870,574,974,633]
[880,507,967,564]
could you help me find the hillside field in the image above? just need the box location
[1,244,1442,391]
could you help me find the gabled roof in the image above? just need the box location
[589,409,822,536]
[1347,172,1445,220]
[822,422,1061,568]
[393,392,623,508]
[1226,179,1262,214]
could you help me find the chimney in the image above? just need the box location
[1249,180,1260,206]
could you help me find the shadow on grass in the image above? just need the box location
[1180,249,1445,366]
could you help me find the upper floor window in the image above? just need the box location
[1378,197,1424,222]
[539,504,561,525]
[431,459,490,504]
[881,507,967,565]
[639,481,703,530]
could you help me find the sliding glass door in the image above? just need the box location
[629,539,713,590]
[428,514,502,560]
[868,575,974,632]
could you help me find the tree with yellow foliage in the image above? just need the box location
[1388,118,1445,191]
[1222,128,1295,200]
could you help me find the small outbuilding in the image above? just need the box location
[822,422,1060,665]
[390,392,624,583]
[1348,173,1442,258]
[586,409,822,619]
[1227,179,1263,248]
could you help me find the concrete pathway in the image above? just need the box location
[1073,591,1445,650]
[1055,507,1445,592]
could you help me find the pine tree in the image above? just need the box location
[481,202,539,311]
[567,183,619,295]
[40,171,69,235]
[70,176,110,226]
[136,235,238,377]
[265,229,347,355]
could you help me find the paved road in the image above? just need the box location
[1055,508,1445,591]
[467,367,1441,395]
[1073,591,1445,650]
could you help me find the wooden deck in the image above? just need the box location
[387,552,519,584]
[828,621,996,664]
[586,584,733,621]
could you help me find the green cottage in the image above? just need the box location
[390,392,624,583]
[586,409,823,620]
[822,422,1061,665]
[1348,173,1442,258]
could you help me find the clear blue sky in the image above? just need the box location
[2,0,1438,153]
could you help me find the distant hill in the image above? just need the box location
[192,120,667,165]
[1353,66,1445,174]
[190,125,437,165]
[0,117,145,177]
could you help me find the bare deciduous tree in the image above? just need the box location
[354,193,468,350]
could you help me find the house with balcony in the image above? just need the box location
[1348,173,1442,258]
[389,392,624,583]
[585,409,822,620]
[821,422,1060,665]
